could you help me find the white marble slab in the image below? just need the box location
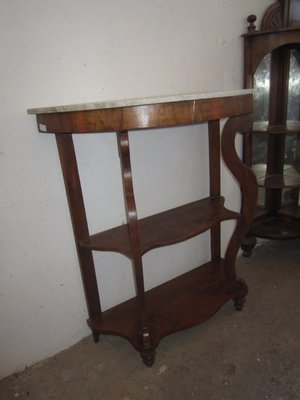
[27,89,253,115]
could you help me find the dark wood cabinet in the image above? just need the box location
[241,0,300,256]
[28,91,256,365]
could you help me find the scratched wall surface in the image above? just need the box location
[0,0,273,379]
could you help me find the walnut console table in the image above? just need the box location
[28,90,257,366]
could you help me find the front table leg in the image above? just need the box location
[55,134,102,325]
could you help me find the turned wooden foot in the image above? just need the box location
[241,235,257,257]
[227,279,248,311]
[92,330,100,343]
[140,327,155,366]
[141,350,156,367]
[233,296,246,311]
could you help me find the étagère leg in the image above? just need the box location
[240,119,257,258]
[208,120,221,262]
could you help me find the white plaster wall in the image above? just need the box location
[0,0,273,379]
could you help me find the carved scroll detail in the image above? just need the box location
[261,3,282,30]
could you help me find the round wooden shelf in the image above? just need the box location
[250,213,300,239]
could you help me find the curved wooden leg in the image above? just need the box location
[241,235,257,257]
[221,115,257,287]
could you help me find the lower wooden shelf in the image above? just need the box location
[249,212,300,239]
[88,259,248,352]
[280,204,300,219]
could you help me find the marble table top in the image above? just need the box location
[27,89,253,115]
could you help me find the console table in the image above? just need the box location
[28,90,257,366]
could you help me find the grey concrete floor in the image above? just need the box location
[1,239,300,400]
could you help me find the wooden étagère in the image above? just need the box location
[28,90,256,365]
[241,0,300,256]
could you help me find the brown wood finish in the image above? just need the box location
[87,259,247,352]
[241,0,300,257]
[261,3,282,30]
[31,92,256,365]
[35,95,252,134]
[242,29,300,88]
[79,197,238,257]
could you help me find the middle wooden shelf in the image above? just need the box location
[79,195,239,258]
